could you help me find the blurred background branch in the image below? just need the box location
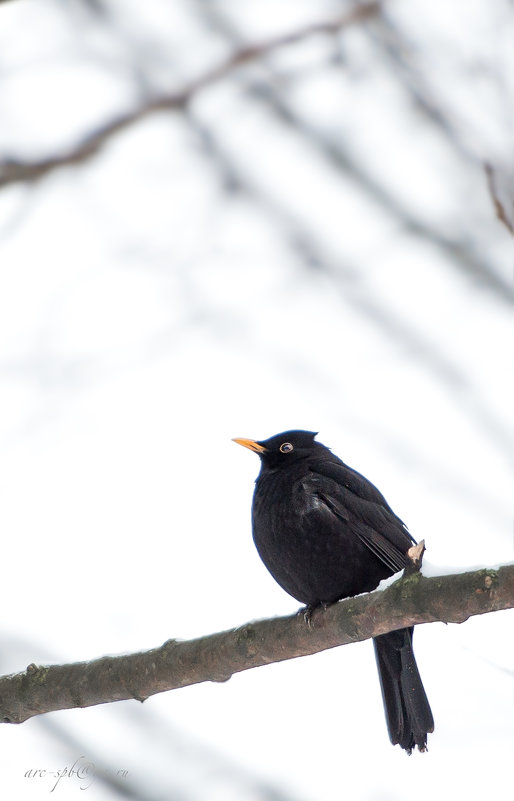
[484,162,514,235]
[0,2,380,189]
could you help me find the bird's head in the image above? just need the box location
[232,429,322,470]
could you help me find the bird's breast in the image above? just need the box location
[253,470,321,527]
[252,470,339,571]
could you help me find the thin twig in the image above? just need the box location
[484,163,514,235]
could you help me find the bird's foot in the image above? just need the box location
[299,601,330,627]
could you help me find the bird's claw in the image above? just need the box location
[300,601,330,627]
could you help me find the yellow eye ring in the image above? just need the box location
[280,442,294,453]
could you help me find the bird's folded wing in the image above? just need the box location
[310,457,402,516]
[317,489,408,573]
[307,458,414,574]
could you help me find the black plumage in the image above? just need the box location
[234,429,434,753]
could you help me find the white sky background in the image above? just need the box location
[0,0,512,799]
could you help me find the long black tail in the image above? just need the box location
[373,627,434,753]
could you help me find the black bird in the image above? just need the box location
[233,429,434,753]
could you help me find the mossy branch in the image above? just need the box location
[0,563,512,724]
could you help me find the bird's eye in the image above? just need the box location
[280,442,294,453]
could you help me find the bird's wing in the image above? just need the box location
[310,456,402,515]
[317,491,409,573]
[306,458,415,573]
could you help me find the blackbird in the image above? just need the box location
[233,429,434,753]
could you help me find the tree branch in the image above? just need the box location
[1,563,512,724]
[0,2,381,190]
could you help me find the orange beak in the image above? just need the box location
[232,437,267,454]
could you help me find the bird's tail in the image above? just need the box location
[373,627,434,753]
